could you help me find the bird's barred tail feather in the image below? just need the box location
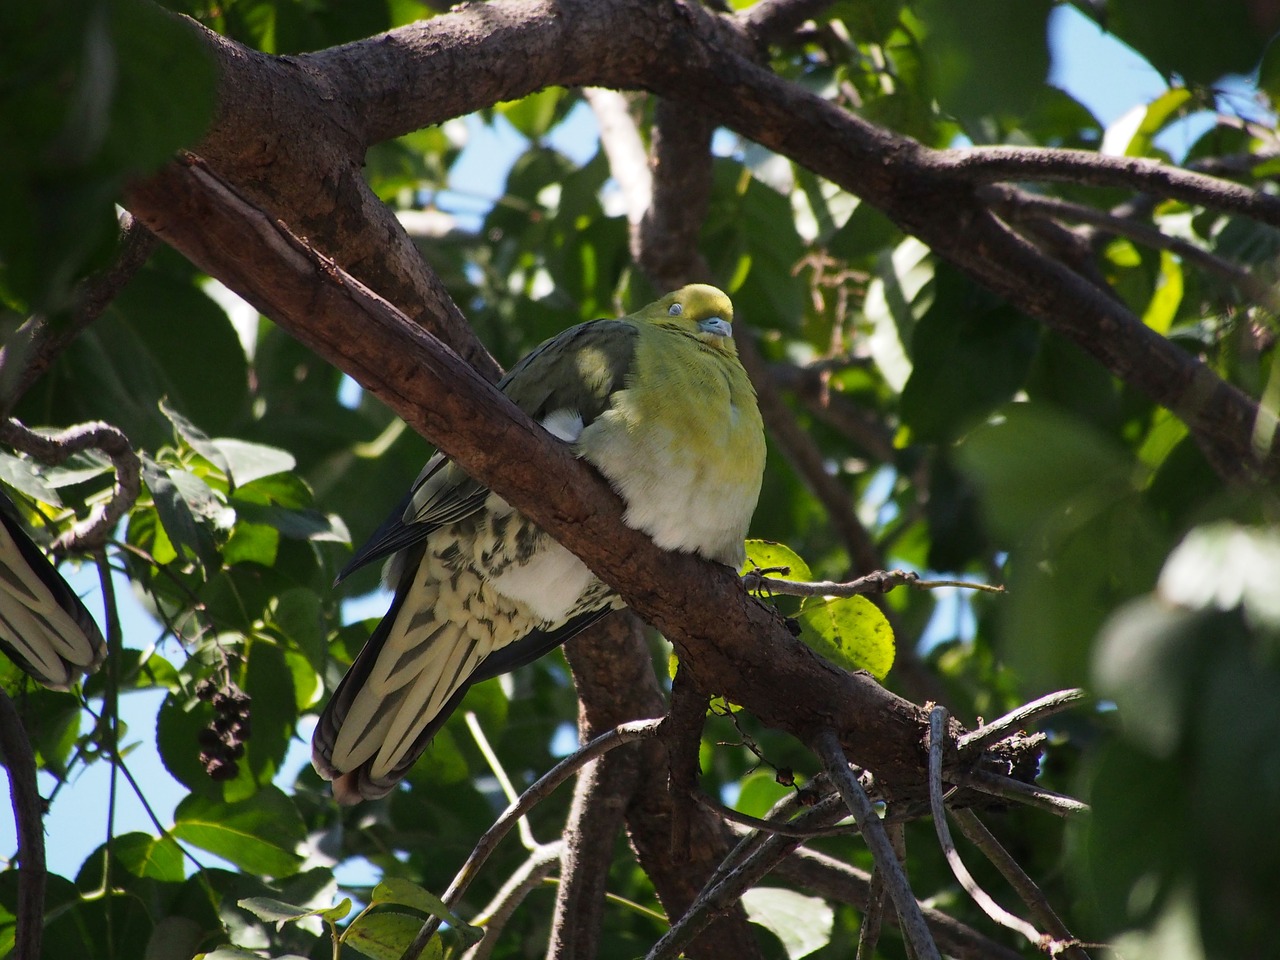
[0,496,106,689]
[312,581,495,804]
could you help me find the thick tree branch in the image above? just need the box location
[564,615,764,960]
[940,147,1280,227]
[548,632,643,960]
[217,0,1276,479]
[638,100,715,290]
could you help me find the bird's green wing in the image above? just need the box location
[336,319,638,584]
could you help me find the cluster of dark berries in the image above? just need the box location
[195,678,252,781]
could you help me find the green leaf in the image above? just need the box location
[172,787,306,877]
[371,878,483,946]
[238,895,350,925]
[141,454,207,567]
[236,635,298,794]
[232,499,350,543]
[497,88,566,140]
[267,588,329,675]
[0,453,61,505]
[1261,33,1280,108]
[741,887,834,959]
[954,403,1139,539]
[112,832,185,882]
[213,438,297,487]
[914,0,1052,123]
[145,916,207,960]
[736,771,794,819]
[901,266,1039,442]
[345,912,445,960]
[370,877,452,917]
[742,540,814,582]
[1157,523,1280,627]
[795,595,895,680]
[162,399,230,475]
[1102,88,1195,158]
[1089,0,1273,86]
[222,520,280,567]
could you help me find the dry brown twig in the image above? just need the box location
[0,418,141,552]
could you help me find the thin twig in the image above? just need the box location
[855,864,887,960]
[963,769,1091,819]
[958,689,1087,754]
[950,810,1092,960]
[743,567,1005,598]
[0,419,141,552]
[927,707,1046,947]
[463,842,562,960]
[0,689,45,960]
[767,846,1026,960]
[815,729,940,960]
[645,793,851,960]
[400,718,664,960]
[692,791,860,838]
[465,712,537,851]
[0,213,156,414]
[98,551,121,957]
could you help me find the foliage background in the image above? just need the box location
[1,0,1279,958]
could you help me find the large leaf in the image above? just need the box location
[741,887,834,959]
[172,787,306,877]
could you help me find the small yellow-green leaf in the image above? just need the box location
[370,879,483,946]
[1141,250,1183,335]
[742,540,813,582]
[237,894,348,927]
[371,877,447,915]
[344,912,444,960]
[795,596,895,679]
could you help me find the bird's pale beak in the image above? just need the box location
[698,316,733,338]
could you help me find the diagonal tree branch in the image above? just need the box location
[221,0,1275,479]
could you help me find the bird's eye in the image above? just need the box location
[668,303,683,316]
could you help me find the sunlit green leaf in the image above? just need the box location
[345,912,445,960]
[173,787,306,877]
[742,540,814,582]
[795,595,895,679]
[742,887,834,959]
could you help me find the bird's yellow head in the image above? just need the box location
[645,284,738,354]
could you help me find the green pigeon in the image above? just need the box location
[0,490,107,689]
[312,285,766,803]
